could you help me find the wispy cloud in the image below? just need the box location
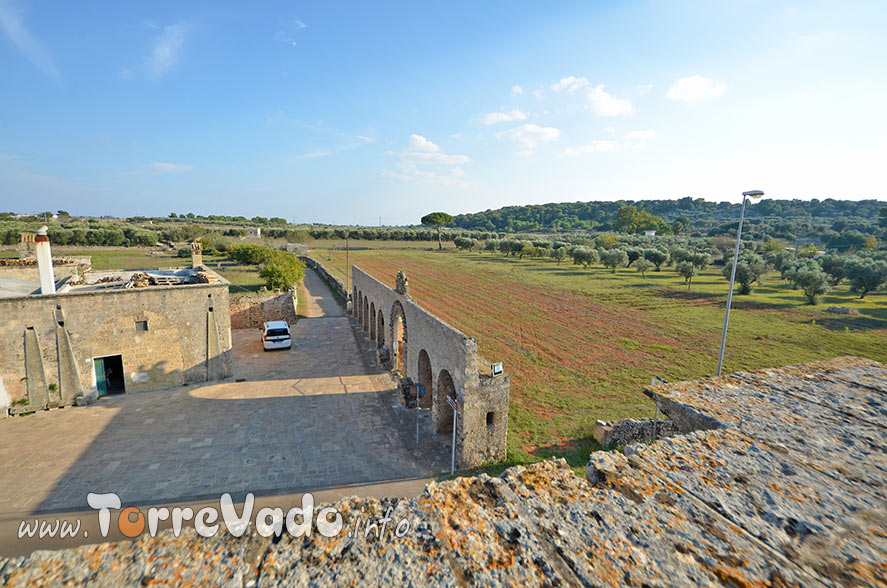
[275,19,308,47]
[637,83,653,95]
[150,162,192,174]
[480,108,527,126]
[561,130,655,156]
[0,0,60,80]
[382,134,472,187]
[497,124,559,155]
[551,76,634,116]
[511,84,523,96]
[147,22,187,77]
[666,75,726,100]
[551,76,588,93]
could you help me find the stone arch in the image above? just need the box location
[363,296,369,331]
[417,349,433,408]
[352,286,357,314]
[436,369,455,433]
[376,309,385,349]
[356,291,362,323]
[369,301,376,341]
[390,301,408,376]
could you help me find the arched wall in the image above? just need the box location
[350,264,509,468]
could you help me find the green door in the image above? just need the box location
[94,358,108,398]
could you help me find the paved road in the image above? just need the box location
[0,268,447,531]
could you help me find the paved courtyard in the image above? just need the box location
[0,269,448,516]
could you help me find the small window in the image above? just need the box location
[486,412,495,427]
[135,320,148,332]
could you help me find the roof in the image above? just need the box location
[1,356,885,586]
[263,320,290,329]
[0,267,228,300]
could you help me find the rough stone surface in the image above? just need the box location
[1,357,884,586]
[592,417,678,448]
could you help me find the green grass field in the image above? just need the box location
[309,242,887,468]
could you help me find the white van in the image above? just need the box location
[262,321,292,351]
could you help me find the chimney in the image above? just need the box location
[35,225,56,295]
[190,241,203,269]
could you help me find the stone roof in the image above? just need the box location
[1,356,885,586]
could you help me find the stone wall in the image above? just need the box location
[592,417,678,448]
[0,280,233,407]
[299,256,349,302]
[352,265,509,468]
[229,291,298,329]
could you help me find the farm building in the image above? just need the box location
[0,229,232,413]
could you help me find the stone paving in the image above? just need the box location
[0,268,448,515]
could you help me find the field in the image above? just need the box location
[309,240,887,467]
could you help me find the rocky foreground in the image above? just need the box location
[1,356,885,587]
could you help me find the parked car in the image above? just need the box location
[262,320,292,351]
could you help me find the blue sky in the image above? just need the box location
[1,1,885,225]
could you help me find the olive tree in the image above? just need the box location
[601,249,629,273]
[635,258,654,278]
[845,257,887,298]
[794,266,830,304]
[676,261,697,291]
[722,253,767,294]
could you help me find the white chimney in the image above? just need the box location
[35,224,56,295]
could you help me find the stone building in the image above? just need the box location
[351,266,509,468]
[0,230,232,413]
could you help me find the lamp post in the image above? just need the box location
[716,189,764,377]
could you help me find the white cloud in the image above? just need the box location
[480,108,527,126]
[587,85,634,116]
[551,76,589,93]
[637,83,653,95]
[604,125,616,134]
[150,162,192,173]
[532,88,544,100]
[511,84,523,96]
[666,75,726,100]
[147,22,187,77]
[383,135,472,187]
[560,141,619,157]
[561,130,655,156]
[497,124,560,153]
[0,0,60,80]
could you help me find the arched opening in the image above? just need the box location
[391,301,407,376]
[377,310,385,349]
[437,369,455,433]
[356,291,362,323]
[369,302,376,341]
[363,297,369,331]
[417,349,433,408]
[352,287,358,315]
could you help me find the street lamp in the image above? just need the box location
[716,189,764,377]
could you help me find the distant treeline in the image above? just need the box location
[452,198,887,240]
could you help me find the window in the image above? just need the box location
[135,320,148,332]
[486,412,495,427]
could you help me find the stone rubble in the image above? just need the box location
[1,356,884,586]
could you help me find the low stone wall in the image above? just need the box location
[0,262,82,282]
[592,417,678,448]
[299,256,349,302]
[229,291,298,329]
